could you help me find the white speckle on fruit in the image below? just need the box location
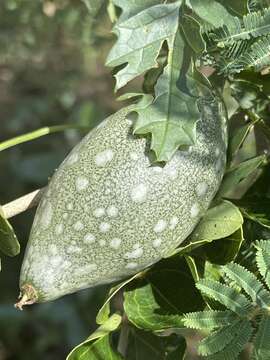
[99,222,111,233]
[153,238,162,248]
[154,219,167,233]
[110,238,121,249]
[93,208,105,218]
[76,176,89,192]
[83,233,95,244]
[50,256,62,266]
[166,167,178,179]
[130,152,139,161]
[169,216,178,230]
[126,118,133,125]
[63,213,68,220]
[67,203,73,210]
[73,221,84,231]
[107,205,119,218]
[215,148,220,157]
[99,240,106,246]
[131,183,148,203]
[152,166,163,174]
[196,182,208,197]
[77,263,97,275]
[49,245,58,256]
[44,271,55,286]
[95,149,114,167]
[126,262,138,269]
[40,202,53,228]
[124,245,143,259]
[190,203,200,218]
[67,245,82,254]
[66,152,79,165]
[55,223,64,235]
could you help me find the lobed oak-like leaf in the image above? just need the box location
[106,2,182,90]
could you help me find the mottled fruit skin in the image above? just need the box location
[20,100,227,302]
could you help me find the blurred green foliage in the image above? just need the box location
[0,1,121,359]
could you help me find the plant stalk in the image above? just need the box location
[2,188,46,219]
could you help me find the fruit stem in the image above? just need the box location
[14,284,38,310]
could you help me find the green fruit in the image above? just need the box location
[16,101,227,308]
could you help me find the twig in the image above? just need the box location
[2,188,46,219]
[117,313,129,357]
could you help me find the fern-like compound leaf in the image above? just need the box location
[206,9,270,47]
[256,240,270,289]
[183,310,237,330]
[196,279,253,316]
[252,316,270,359]
[239,35,270,72]
[256,240,270,254]
[206,320,253,360]
[198,320,245,356]
[222,263,270,309]
[217,41,250,74]
[248,0,270,12]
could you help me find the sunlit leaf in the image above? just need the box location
[133,32,207,161]
[218,155,267,198]
[106,2,182,90]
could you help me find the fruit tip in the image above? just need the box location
[14,284,38,310]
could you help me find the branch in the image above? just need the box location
[2,188,46,219]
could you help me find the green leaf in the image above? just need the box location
[67,335,123,360]
[198,320,245,356]
[181,14,205,54]
[189,0,236,28]
[189,201,243,243]
[0,206,20,257]
[167,201,243,257]
[255,241,270,289]
[96,272,142,325]
[112,0,163,22]
[255,240,270,254]
[208,9,270,47]
[248,0,270,12]
[67,314,122,359]
[126,328,165,360]
[196,279,253,316]
[183,310,237,330]
[218,155,267,198]
[239,34,270,72]
[206,319,253,360]
[253,316,270,359]
[218,0,248,16]
[229,122,255,159]
[134,31,204,162]
[106,2,182,90]
[230,79,262,110]
[222,262,270,308]
[203,227,244,265]
[124,257,204,331]
[240,201,270,229]
[126,328,186,360]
